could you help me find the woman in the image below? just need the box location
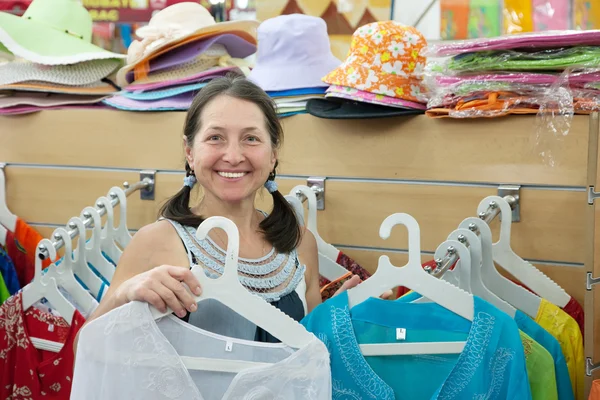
[75,74,361,345]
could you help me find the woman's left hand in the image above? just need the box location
[332,275,393,299]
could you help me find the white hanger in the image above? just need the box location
[108,186,133,249]
[284,194,305,227]
[96,196,122,264]
[411,239,471,304]
[478,196,570,308]
[0,164,17,232]
[81,207,115,282]
[0,223,6,246]
[69,216,105,299]
[21,238,76,352]
[447,229,516,317]
[459,217,541,318]
[150,216,315,350]
[347,213,473,356]
[42,228,98,317]
[291,185,347,281]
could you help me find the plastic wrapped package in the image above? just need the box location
[443,47,600,73]
[503,0,534,34]
[424,29,600,57]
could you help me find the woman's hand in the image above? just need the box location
[332,275,393,299]
[113,265,202,318]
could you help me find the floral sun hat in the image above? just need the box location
[322,21,428,104]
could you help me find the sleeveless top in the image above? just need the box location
[165,219,308,343]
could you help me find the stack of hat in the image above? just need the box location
[248,14,341,118]
[306,21,428,119]
[105,3,258,112]
[0,0,125,115]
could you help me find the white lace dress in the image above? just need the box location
[71,301,331,399]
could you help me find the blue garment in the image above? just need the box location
[515,310,575,400]
[0,246,20,294]
[266,87,327,97]
[301,292,532,400]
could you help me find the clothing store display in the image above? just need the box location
[0,81,118,96]
[302,292,532,399]
[326,84,427,110]
[0,245,19,296]
[319,251,372,301]
[562,297,585,336]
[166,218,307,343]
[248,14,341,91]
[116,2,258,87]
[5,220,52,287]
[0,292,84,400]
[0,92,109,109]
[71,300,331,400]
[535,299,585,400]
[0,0,125,65]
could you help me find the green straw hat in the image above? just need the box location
[0,0,125,65]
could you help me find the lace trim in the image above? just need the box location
[473,348,515,400]
[331,305,395,400]
[438,311,496,400]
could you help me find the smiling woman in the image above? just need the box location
[74,74,362,351]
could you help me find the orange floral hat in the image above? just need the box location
[322,21,428,103]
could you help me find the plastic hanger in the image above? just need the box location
[0,165,17,232]
[0,223,6,246]
[284,194,305,227]
[21,238,76,352]
[150,216,315,351]
[290,185,347,281]
[458,217,541,318]
[347,213,473,356]
[69,216,105,299]
[447,229,516,317]
[412,239,471,304]
[108,186,133,249]
[42,228,98,317]
[96,196,123,264]
[81,206,115,282]
[478,195,571,308]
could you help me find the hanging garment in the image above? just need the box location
[71,300,331,400]
[319,251,371,301]
[301,292,532,399]
[0,273,9,304]
[562,297,584,337]
[0,292,84,400]
[535,299,585,400]
[5,220,51,287]
[519,331,559,400]
[515,310,575,400]
[0,245,19,295]
[396,291,560,399]
[166,219,307,343]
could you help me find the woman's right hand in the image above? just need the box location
[114,265,202,318]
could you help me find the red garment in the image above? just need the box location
[562,296,584,336]
[395,259,460,298]
[5,220,52,287]
[0,292,84,399]
[319,251,372,301]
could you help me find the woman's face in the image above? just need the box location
[185,94,277,204]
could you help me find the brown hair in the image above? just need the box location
[159,73,301,254]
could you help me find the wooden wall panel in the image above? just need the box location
[6,166,586,264]
[1,111,589,186]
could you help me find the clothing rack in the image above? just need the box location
[37,177,154,260]
[431,196,517,276]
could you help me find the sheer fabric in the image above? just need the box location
[71,300,331,400]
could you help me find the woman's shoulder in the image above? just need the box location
[129,220,184,252]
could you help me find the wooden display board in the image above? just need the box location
[1,110,598,393]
